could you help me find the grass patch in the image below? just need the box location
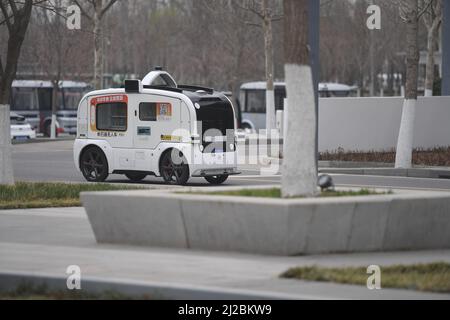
[281,262,450,293]
[198,188,385,199]
[0,182,142,210]
[0,283,152,300]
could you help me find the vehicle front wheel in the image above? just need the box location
[125,172,147,182]
[80,147,109,182]
[204,175,229,185]
[160,150,190,185]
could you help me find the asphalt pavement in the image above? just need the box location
[11,139,450,191]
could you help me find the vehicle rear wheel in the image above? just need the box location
[125,172,147,182]
[204,175,229,185]
[80,147,109,182]
[160,150,190,185]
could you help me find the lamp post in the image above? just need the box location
[308,0,320,171]
[443,0,450,96]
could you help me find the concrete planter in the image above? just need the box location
[81,188,450,256]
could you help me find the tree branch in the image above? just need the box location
[74,0,93,21]
[7,0,17,16]
[418,0,435,19]
[100,0,117,19]
[0,55,3,78]
[0,1,12,31]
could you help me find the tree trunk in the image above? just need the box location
[50,80,59,139]
[395,0,419,169]
[424,22,440,96]
[0,0,33,185]
[369,32,375,96]
[282,0,317,197]
[262,0,275,133]
[93,0,103,90]
[0,104,14,185]
[0,25,31,104]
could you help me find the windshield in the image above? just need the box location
[10,114,26,125]
[11,88,38,111]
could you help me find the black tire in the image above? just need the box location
[204,175,229,185]
[80,147,109,182]
[125,172,147,182]
[159,150,190,185]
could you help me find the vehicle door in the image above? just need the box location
[132,94,182,150]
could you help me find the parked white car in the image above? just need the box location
[10,112,36,141]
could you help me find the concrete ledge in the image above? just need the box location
[82,188,450,256]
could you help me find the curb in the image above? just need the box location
[320,167,450,179]
[12,137,75,145]
[262,157,450,180]
[0,272,304,300]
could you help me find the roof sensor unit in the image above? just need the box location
[124,79,142,93]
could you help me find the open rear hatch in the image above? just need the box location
[183,90,235,153]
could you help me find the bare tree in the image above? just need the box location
[236,0,282,132]
[395,0,420,168]
[31,1,77,138]
[0,0,34,104]
[421,0,442,97]
[74,0,117,90]
[282,0,317,197]
[0,0,35,185]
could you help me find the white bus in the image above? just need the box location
[74,69,239,185]
[239,81,358,131]
[10,80,90,136]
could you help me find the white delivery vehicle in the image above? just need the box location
[74,68,240,185]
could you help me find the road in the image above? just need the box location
[11,139,450,191]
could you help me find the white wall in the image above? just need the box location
[318,96,450,152]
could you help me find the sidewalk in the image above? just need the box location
[1,207,450,300]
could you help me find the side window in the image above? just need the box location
[96,102,127,131]
[246,90,266,113]
[139,102,157,121]
[275,89,286,110]
[11,88,38,111]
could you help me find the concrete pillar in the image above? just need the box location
[443,0,450,96]
[0,104,14,185]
